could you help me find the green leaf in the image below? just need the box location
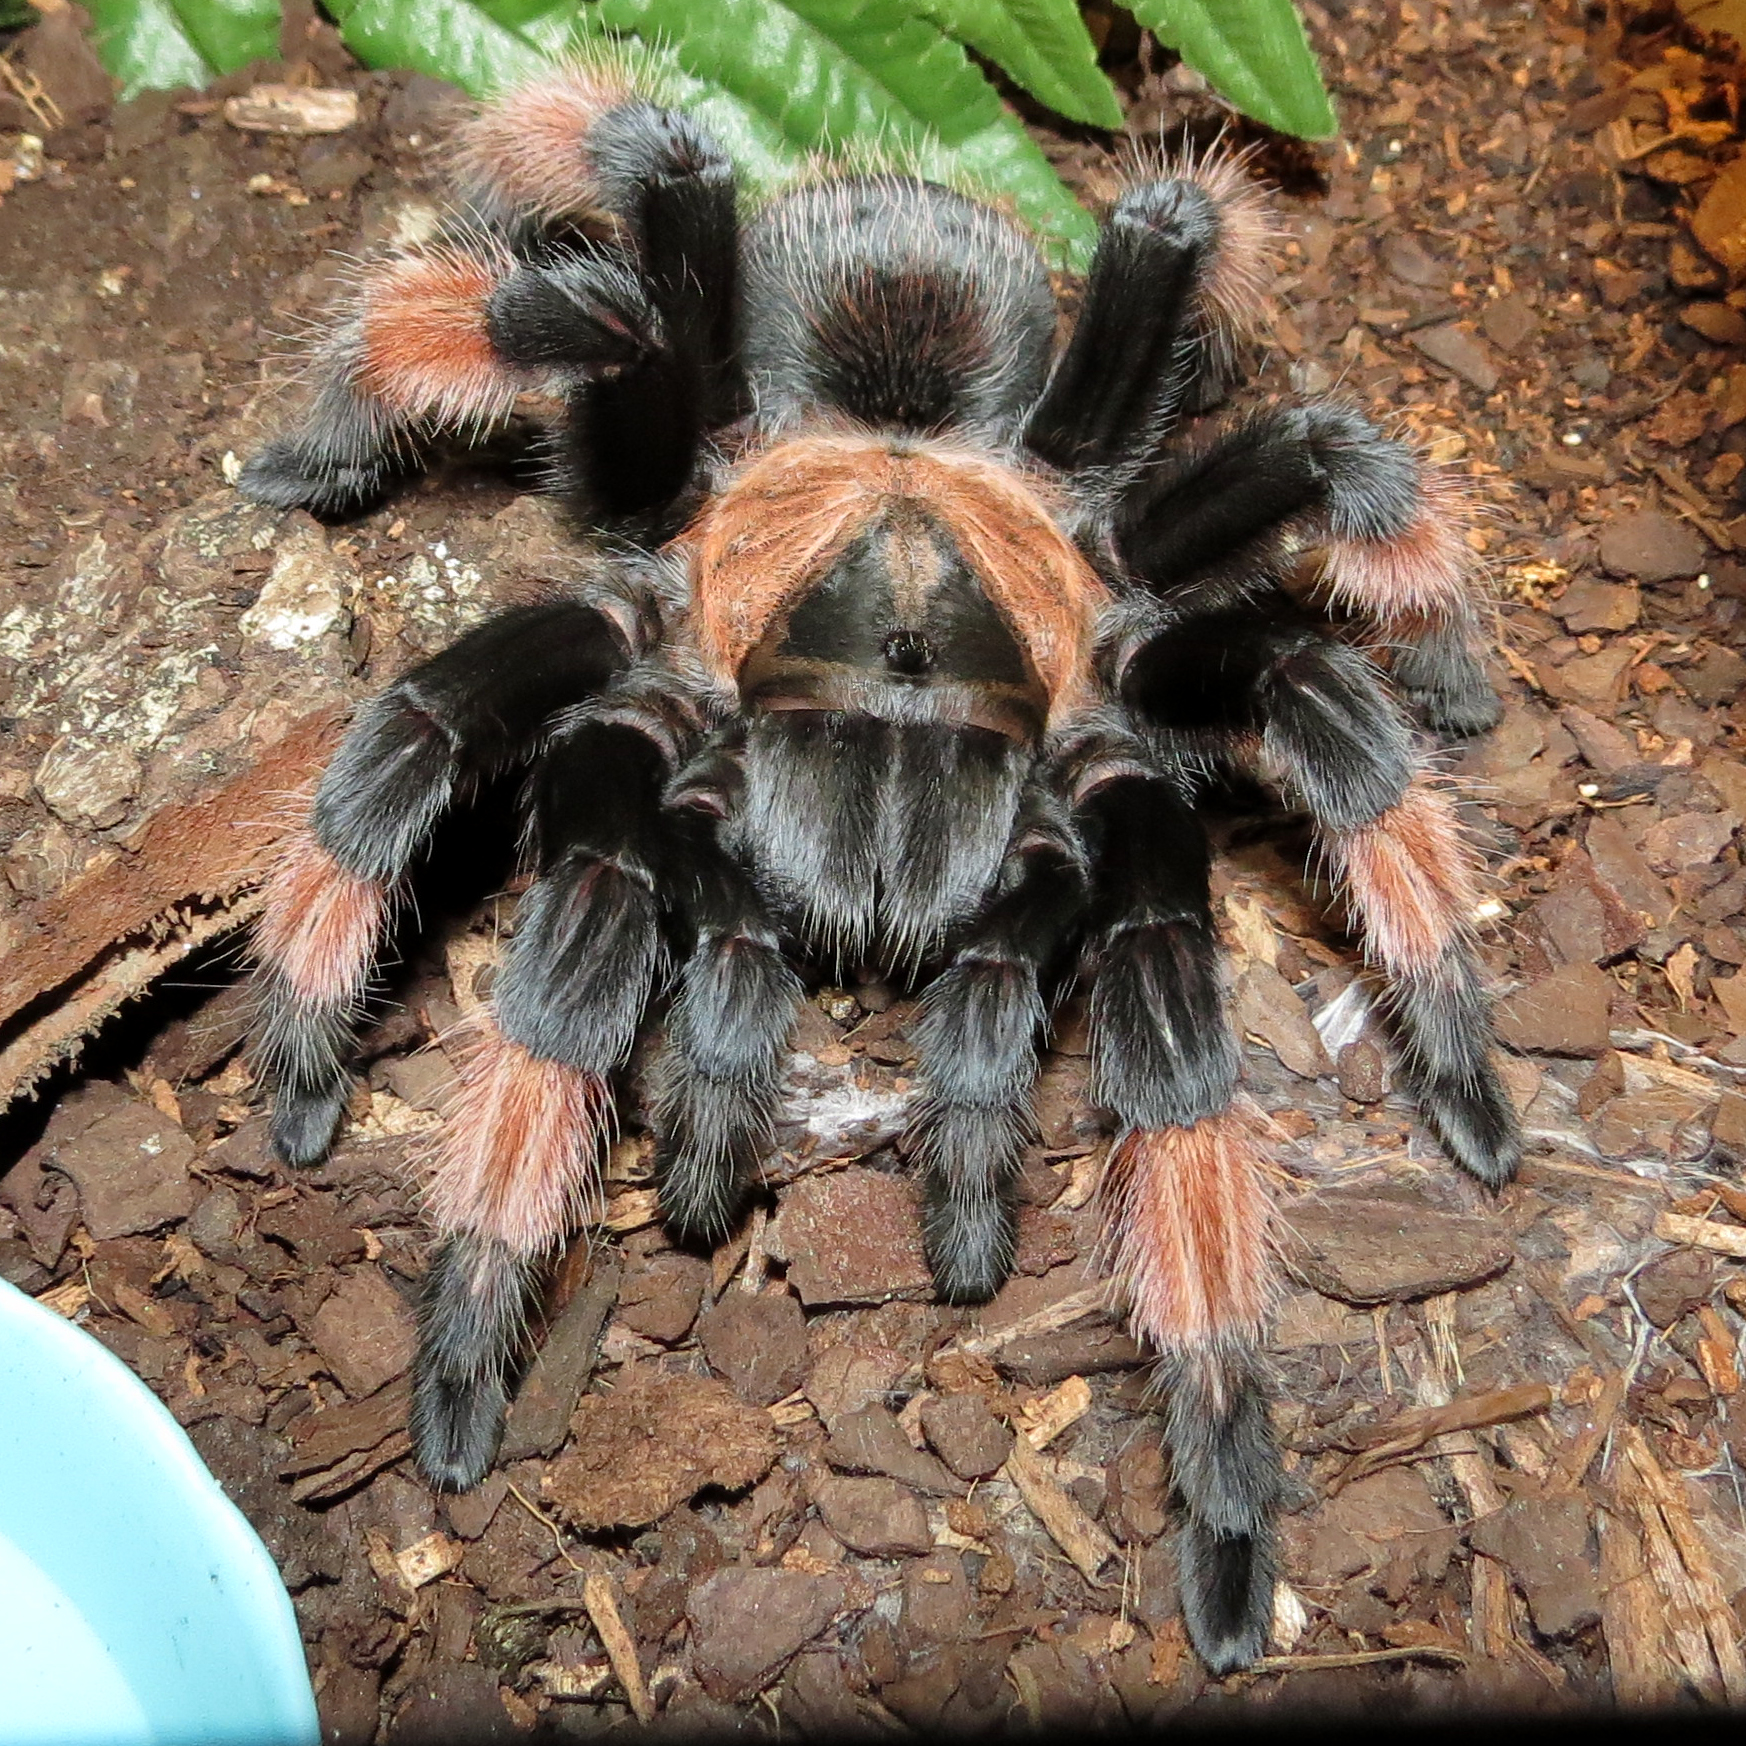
[914,0,1123,130]
[1130,0,1337,139]
[589,0,1094,261]
[84,0,281,98]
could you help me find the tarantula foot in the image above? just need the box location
[1417,1069,1523,1191]
[269,1083,350,1167]
[1177,1520,1277,1676]
[238,441,394,516]
[411,1363,509,1492]
[921,1196,1016,1305]
[1390,640,1504,739]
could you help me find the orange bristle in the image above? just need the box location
[1161,146,1280,345]
[1101,1111,1275,1354]
[255,828,388,1007]
[450,65,637,222]
[425,1018,610,1256]
[1322,467,1479,621]
[1330,776,1480,974]
[685,434,1105,717]
[358,242,523,424]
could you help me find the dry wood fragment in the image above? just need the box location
[1253,1644,1468,1672]
[1695,1304,1740,1395]
[1018,1375,1092,1450]
[1654,1211,1746,1258]
[223,84,359,134]
[1598,1501,1682,1708]
[394,1532,463,1590]
[1328,1382,1555,1492]
[584,1567,654,1724]
[955,1286,1106,1357]
[1548,1368,1628,1493]
[1618,1425,1746,1704]
[1002,1436,1120,1586]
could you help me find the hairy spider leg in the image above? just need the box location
[1118,600,1521,1188]
[1073,764,1279,1673]
[904,786,1087,1302]
[250,600,639,1168]
[1117,402,1501,736]
[414,708,678,1487]
[243,64,742,525]
[1024,156,1277,484]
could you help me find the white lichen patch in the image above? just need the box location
[239,520,352,649]
[379,541,488,651]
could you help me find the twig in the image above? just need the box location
[584,1567,654,1724]
[1252,1644,1467,1672]
[1002,1437,1120,1586]
[1655,1212,1746,1259]
[1327,1383,1556,1494]
[955,1286,1106,1358]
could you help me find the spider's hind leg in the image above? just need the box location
[1076,760,1280,1674]
[251,597,640,1167]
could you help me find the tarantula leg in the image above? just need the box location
[241,233,661,516]
[415,713,677,1487]
[650,896,804,1248]
[1025,155,1276,479]
[907,791,1086,1303]
[1116,404,1500,735]
[1326,777,1522,1188]
[1103,1119,1281,1675]
[1072,763,1277,1671]
[250,601,638,1166]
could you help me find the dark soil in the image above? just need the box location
[6,0,1746,1734]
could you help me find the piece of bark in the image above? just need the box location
[499,1253,622,1461]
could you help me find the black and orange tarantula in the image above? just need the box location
[241,60,1520,1674]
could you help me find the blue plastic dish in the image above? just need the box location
[0,1277,320,1746]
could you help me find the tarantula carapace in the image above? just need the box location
[240,58,1520,1674]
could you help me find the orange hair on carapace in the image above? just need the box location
[358,241,524,425]
[255,827,388,1008]
[1329,774,1479,975]
[1101,1110,1275,1353]
[684,434,1106,716]
[425,1018,610,1256]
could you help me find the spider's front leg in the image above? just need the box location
[1075,760,1281,1675]
[1116,403,1503,738]
[905,788,1088,1302]
[1119,597,1522,1188]
[241,69,741,525]
[252,595,643,1166]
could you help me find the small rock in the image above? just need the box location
[1494,961,1615,1057]
[919,1393,1013,1481]
[769,1169,934,1306]
[1597,511,1707,583]
[1481,294,1538,352]
[825,1403,968,1495]
[1281,1181,1512,1304]
[1634,1248,1718,1328]
[1336,1039,1387,1103]
[687,1567,847,1702]
[542,1366,777,1529]
[1411,323,1500,392]
[697,1287,810,1405]
[1640,812,1738,875]
[50,1103,197,1239]
[238,518,353,650]
[309,1267,416,1398]
[1552,580,1640,633]
[1381,232,1449,287]
[1468,1494,1601,1638]
[1233,962,1332,1080]
[615,1251,707,1345]
[814,1476,933,1557]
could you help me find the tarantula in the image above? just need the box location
[240,58,1520,1675]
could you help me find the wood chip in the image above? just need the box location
[1017,1375,1092,1450]
[394,1532,463,1590]
[584,1567,654,1724]
[1002,1436,1119,1586]
[223,85,359,135]
[1654,1211,1746,1257]
[956,1285,1106,1357]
